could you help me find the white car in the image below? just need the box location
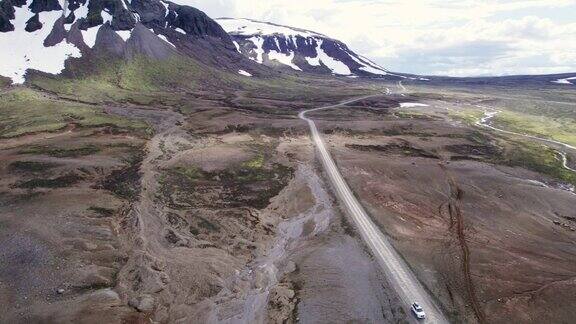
[411,302,426,319]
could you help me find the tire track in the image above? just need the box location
[440,164,486,324]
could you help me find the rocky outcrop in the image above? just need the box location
[0,0,16,32]
[109,2,136,31]
[44,16,67,46]
[25,13,42,32]
[67,21,89,51]
[0,15,13,32]
[29,0,62,13]
[131,0,166,25]
[76,0,135,30]
[94,22,126,56]
[172,6,229,41]
[124,23,178,60]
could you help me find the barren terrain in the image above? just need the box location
[1,77,575,324]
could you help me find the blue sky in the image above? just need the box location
[179,0,576,76]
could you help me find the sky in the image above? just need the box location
[177,0,576,76]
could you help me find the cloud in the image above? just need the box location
[176,0,576,76]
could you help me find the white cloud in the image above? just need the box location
[178,0,576,76]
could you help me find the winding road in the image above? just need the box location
[299,96,449,324]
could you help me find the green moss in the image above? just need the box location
[29,52,378,111]
[172,166,202,180]
[242,154,264,169]
[498,140,576,186]
[0,88,150,138]
[29,56,202,105]
[395,111,433,120]
[492,110,576,148]
[448,108,485,125]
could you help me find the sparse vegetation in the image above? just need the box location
[498,139,576,186]
[9,161,59,172]
[99,149,145,200]
[346,143,439,159]
[88,206,115,217]
[14,173,84,189]
[492,110,576,147]
[161,147,292,210]
[242,154,265,169]
[19,145,101,158]
[0,88,151,138]
[447,105,576,185]
[0,76,10,88]
[448,108,485,125]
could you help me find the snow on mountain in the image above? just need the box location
[216,18,390,77]
[0,0,252,84]
[0,0,81,84]
[217,17,325,38]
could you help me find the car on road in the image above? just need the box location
[411,302,426,319]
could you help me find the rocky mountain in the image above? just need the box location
[216,18,393,78]
[0,0,263,84]
[0,1,405,84]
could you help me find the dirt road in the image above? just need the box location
[299,97,449,324]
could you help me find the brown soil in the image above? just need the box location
[316,101,576,323]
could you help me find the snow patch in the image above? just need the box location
[216,18,322,38]
[400,102,429,108]
[175,27,186,34]
[120,0,129,10]
[157,34,176,48]
[267,50,301,71]
[116,30,132,42]
[217,18,392,78]
[359,65,387,75]
[358,54,384,70]
[248,36,265,63]
[315,40,350,75]
[81,10,113,48]
[160,0,170,17]
[0,2,82,84]
[552,76,576,85]
[232,41,241,53]
[102,10,113,24]
[305,55,321,67]
[81,25,100,48]
[74,2,89,20]
[148,28,175,47]
[349,52,387,75]
[238,70,252,77]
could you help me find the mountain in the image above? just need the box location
[215,18,392,78]
[0,0,265,84]
[0,2,404,84]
